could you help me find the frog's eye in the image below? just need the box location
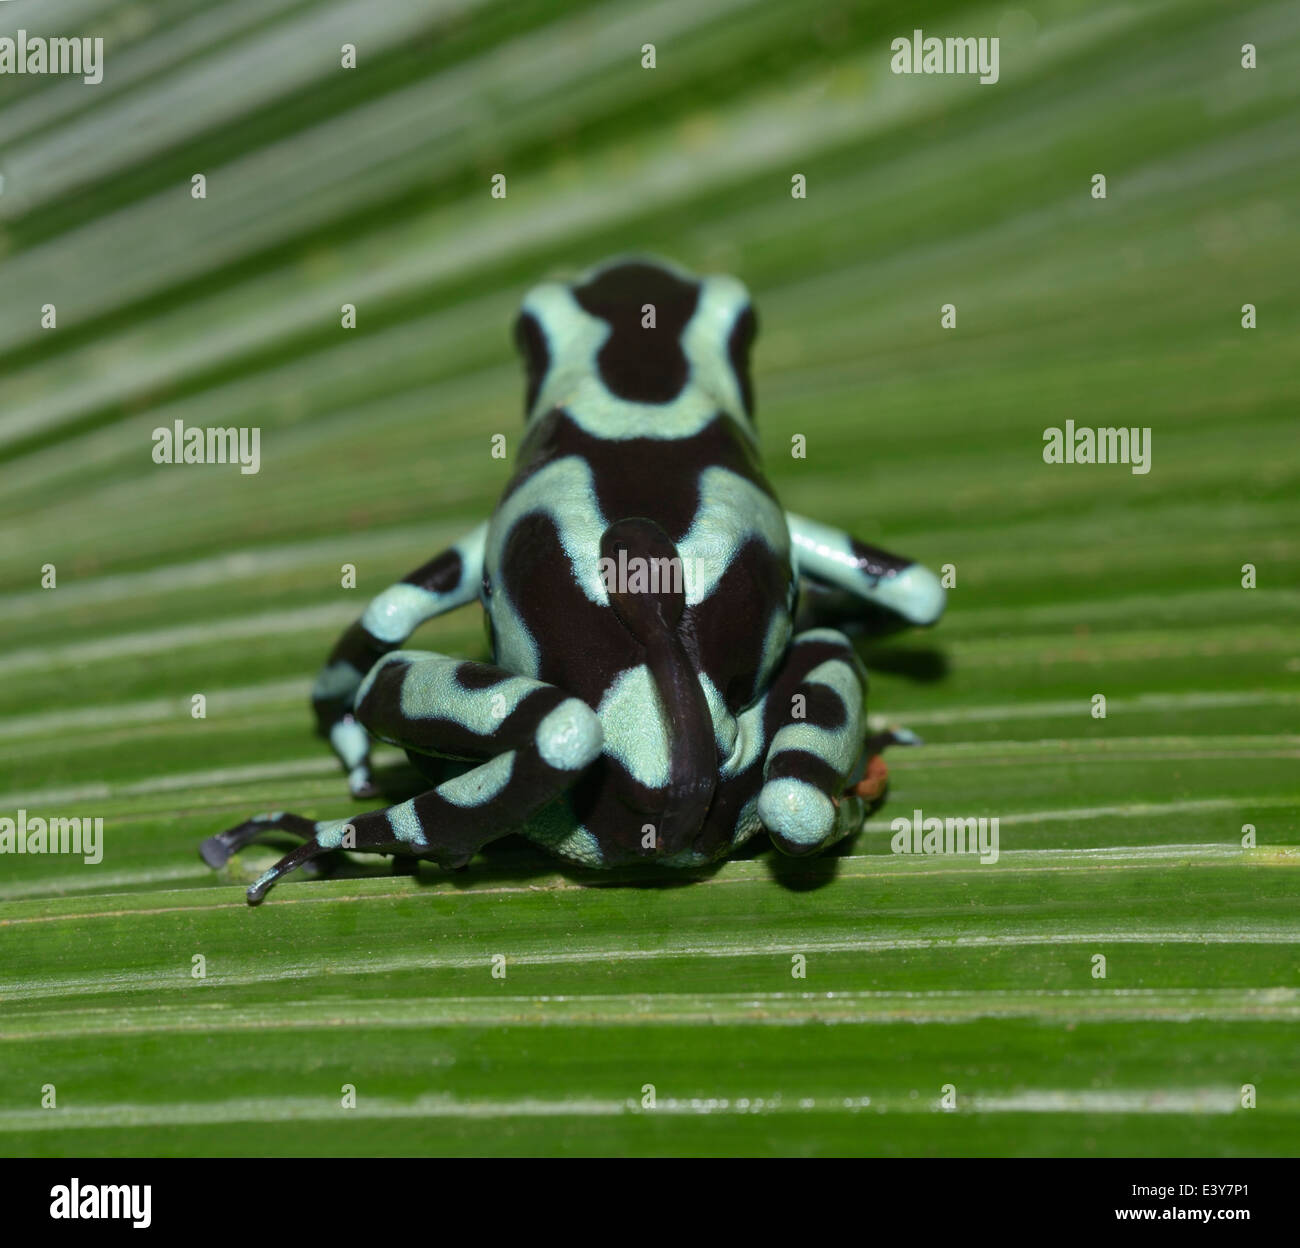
[728,303,758,419]
[513,311,550,417]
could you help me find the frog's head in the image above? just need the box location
[513,256,757,429]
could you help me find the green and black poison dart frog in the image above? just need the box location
[201,258,945,903]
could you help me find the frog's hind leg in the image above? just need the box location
[230,652,604,904]
[309,526,488,799]
[757,628,873,857]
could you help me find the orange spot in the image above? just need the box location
[849,754,889,802]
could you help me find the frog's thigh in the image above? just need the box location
[354,650,584,761]
[757,628,867,857]
[246,655,603,902]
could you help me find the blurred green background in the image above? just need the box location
[0,0,1297,1156]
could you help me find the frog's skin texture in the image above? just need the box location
[201,258,945,903]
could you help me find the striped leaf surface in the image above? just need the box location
[0,0,1297,1155]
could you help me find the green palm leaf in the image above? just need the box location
[0,0,1296,1156]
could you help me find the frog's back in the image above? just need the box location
[483,260,792,861]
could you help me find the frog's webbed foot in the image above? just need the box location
[200,807,464,904]
[199,812,347,883]
[842,722,925,804]
[846,754,890,804]
[199,811,318,868]
[205,650,605,903]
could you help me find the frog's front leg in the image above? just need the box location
[311,524,487,798]
[205,652,603,903]
[757,628,876,857]
[786,513,945,632]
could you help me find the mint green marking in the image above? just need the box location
[596,666,670,788]
[313,817,353,850]
[358,523,487,642]
[312,660,362,701]
[329,718,369,768]
[758,778,835,846]
[768,657,860,773]
[659,850,709,867]
[874,563,946,626]
[352,650,392,709]
[386,799,426,846]
[754,605,792,694]
[347,765,369,791]
[792,627,853,647]
[518,281,609,423]
[681,273,753,422]
[563,377,735,442]
[361,583,441,644]
[520,265,757,441]
[678,468,789,605]
[396,655,541,732]
[787,514,946,626]
[536,699,603,771]
[697,673,738,760]
[484,457,608,675]
[487,456,608,603]
[721,694,768,779]
[729,794,765,848]
[437,751,515,808]
[544,824,605,868]
[521,802,605,867]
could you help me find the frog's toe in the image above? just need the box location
[199,835,232,869]
[347,766,378,799]
[865,716,924,749]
